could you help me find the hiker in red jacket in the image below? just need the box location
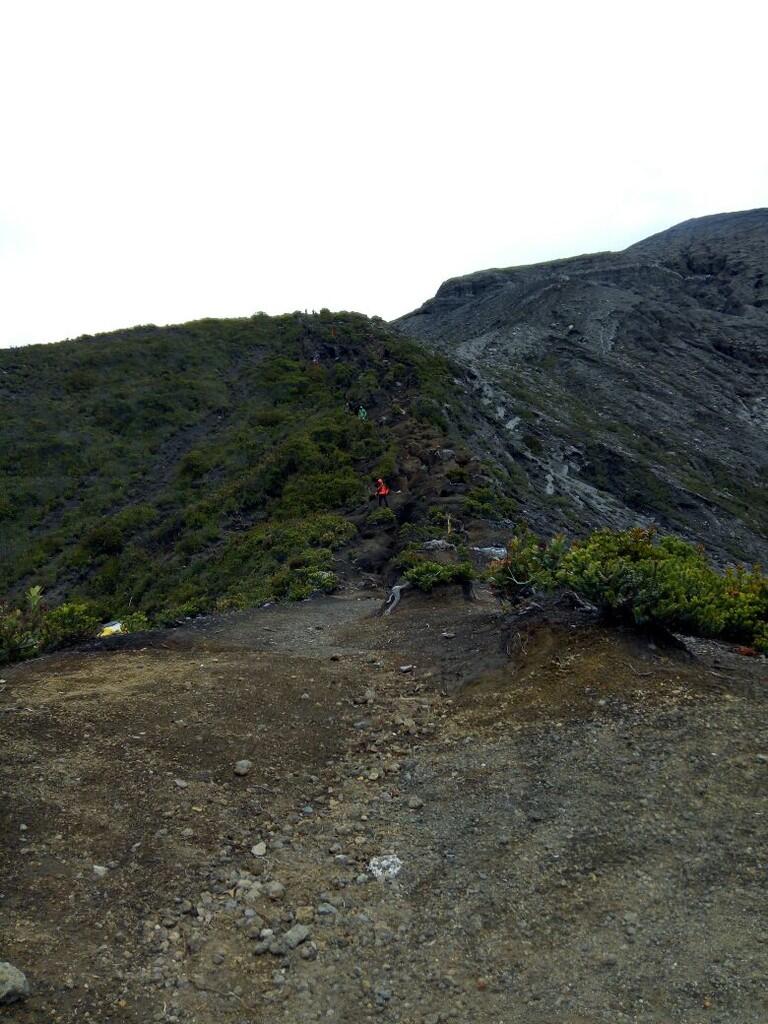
[375,478,390,507]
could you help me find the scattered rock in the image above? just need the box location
[368,854,403,880]
[300,942,318,961]
[251,841,267,857]
[399,665,415,673]
[263,881,285,900]
[407,796,424,810]
[284,923,311,948]
[0,962,30,1004]
[234,760,253,776]
[93,864,108,878]
[471,545,507,561]
[423,539,456,552]
[174,778,189,789]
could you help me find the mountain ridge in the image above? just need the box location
[1,209,767,631]
[393,208,768,566]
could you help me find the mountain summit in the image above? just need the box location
[394,209,768,564]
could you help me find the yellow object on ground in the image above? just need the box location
[98,621,123,638]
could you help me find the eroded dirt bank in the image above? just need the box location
[1,592,766,1023]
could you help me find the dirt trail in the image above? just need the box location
[1,591,766,1023]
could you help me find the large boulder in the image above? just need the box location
[0,962,30,1004]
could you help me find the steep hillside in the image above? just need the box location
[0,312,488,621]
[394,209,768,565]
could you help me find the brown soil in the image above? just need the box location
[1,590,766,1023]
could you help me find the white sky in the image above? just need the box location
[1,0,766,349]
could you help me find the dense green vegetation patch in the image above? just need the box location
[489,526,768,653]
[404,560,475,592]
[0,311,465,631]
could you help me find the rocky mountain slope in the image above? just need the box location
[2,209,767,637]
[394,209,768,565]
[2,213,767,1024]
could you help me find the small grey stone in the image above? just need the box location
[300,942,318,961]
[0,962,30,1005]
[234,760,253,776]
[93,864,108,878]
[284,924,311,949]
[251,841,267,857]
[263,881,285,900]
[407,796,424,810]
[174,778,188,789]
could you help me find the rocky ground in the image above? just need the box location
[1,589,766,1023]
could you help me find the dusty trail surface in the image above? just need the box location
[1,591,766,1023]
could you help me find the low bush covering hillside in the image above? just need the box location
[490,526,768,653]
[0,311,466,632]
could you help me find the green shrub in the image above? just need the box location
[412,396,448,431]
[279,470,363,515]
[122,611,150,632]
[251,408,285,428]
[489,526,768,652]
[397,522,436,544]
[463,486,518,520]
[268,565,338,602]
[373,449,397,480]
[404,560,474,593]
[81,520,125,556]
[41,603,101,648]
[367,507,397,527]
[0,594,102,665]
[0,602,34,664]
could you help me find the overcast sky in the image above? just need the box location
[1,0,766,349]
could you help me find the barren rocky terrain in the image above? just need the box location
[395,209,768,565]
[2,589,766,1022]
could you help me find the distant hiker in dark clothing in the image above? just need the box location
[375,478,390,507]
